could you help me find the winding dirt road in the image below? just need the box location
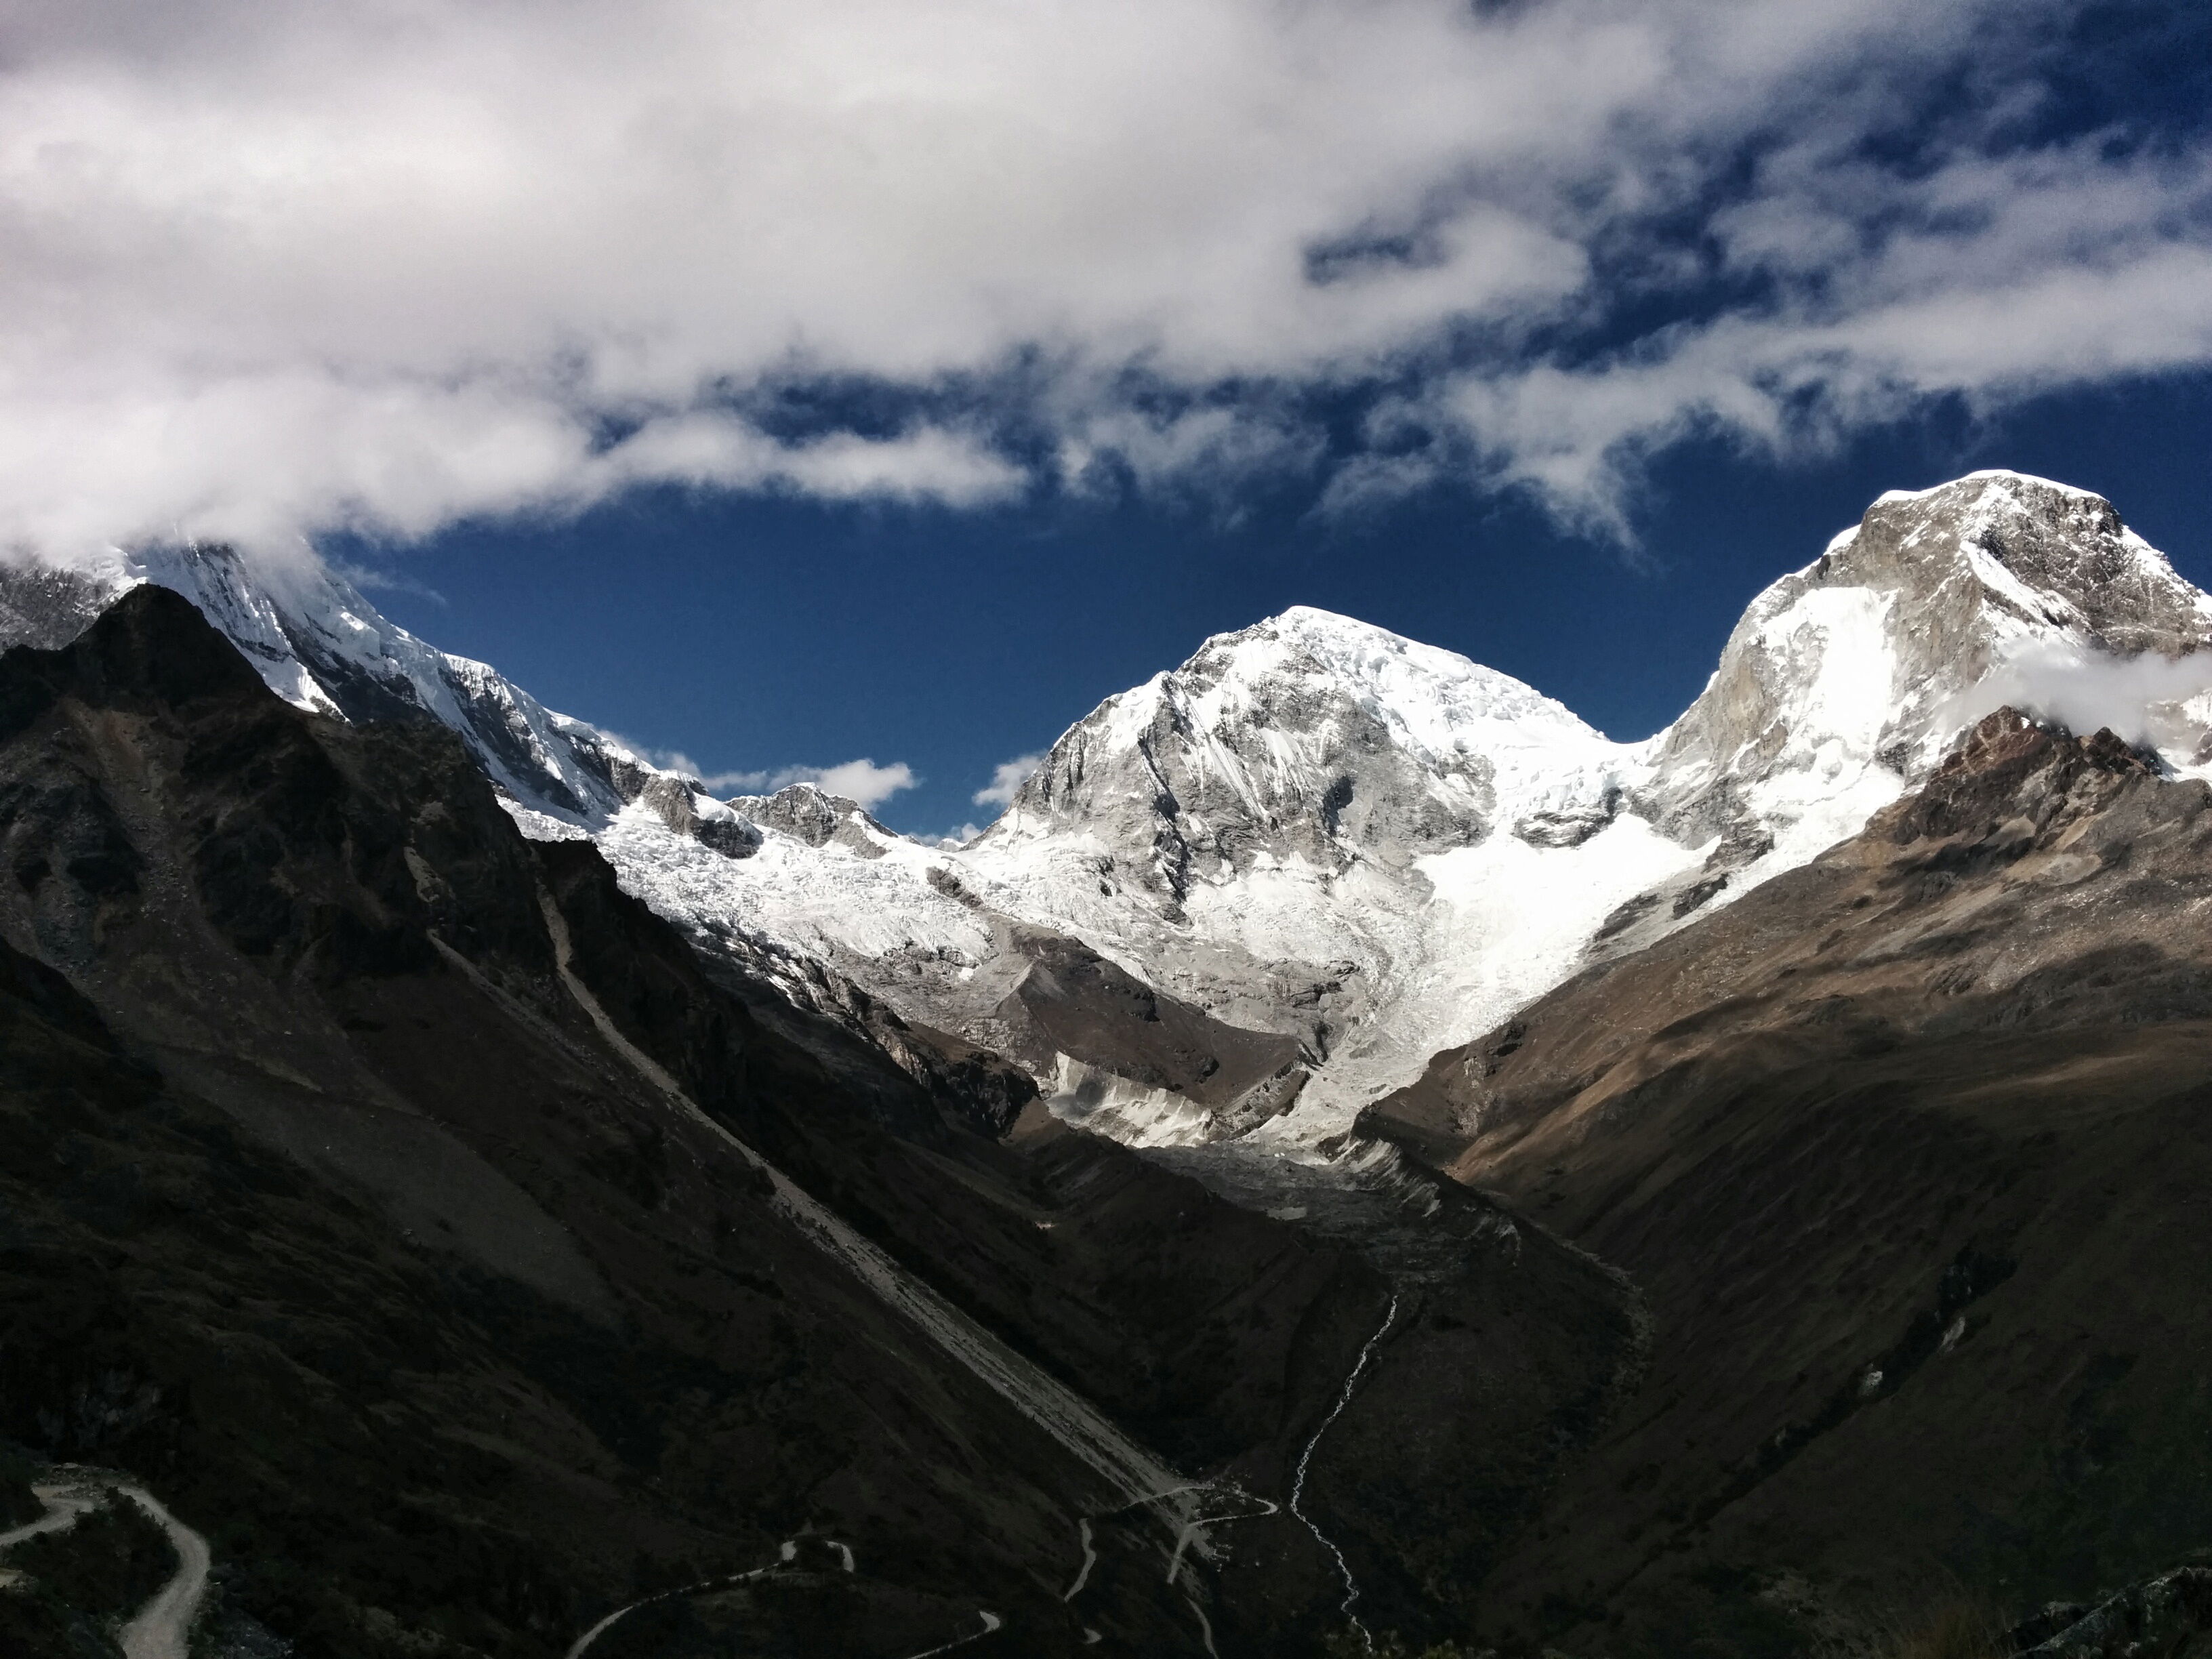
[116,1486,212,1659]
[0,1480,102,1556]
[563,1538,859,1659]
[900,1608,1001,1657]
[0,1472,210,1658]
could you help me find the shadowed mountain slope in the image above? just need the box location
[0,587,1416,1656]
[0,585,1647,1658]
[1366,708,2212,1654]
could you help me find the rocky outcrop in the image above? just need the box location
[1000,930,1305,1104]
[0,559,108,651]
[726,781,890,858]
[2017,1568,2212,1658]
[634,773,763,857]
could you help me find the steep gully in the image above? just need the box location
[544,890,1397,1654]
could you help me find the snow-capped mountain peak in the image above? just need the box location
[989,602,1631,909]
[957,472,2212,1135]
[0,539,673,828]
[8,470,2205,1151]
[1647,470,2212,887]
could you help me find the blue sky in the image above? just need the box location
[356,367,2212,839]
[2,1,2208,836]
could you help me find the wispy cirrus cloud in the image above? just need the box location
[0,0,2206,559]
[325,558,447,607]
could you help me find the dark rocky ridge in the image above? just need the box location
[0,587,1367,1654]
[1366,708,2212,1653]
[0,543,662,825]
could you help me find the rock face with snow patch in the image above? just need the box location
[729,782,893,857]
[0,542,667,826]
[994,606,1608,894]
[0,561,109,651]
[634,774,763,857]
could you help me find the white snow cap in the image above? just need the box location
[1877,468,2110,506]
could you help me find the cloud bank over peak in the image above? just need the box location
[1,0,2207,561]
[1952,638,2212,758]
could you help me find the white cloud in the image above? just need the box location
[1431,140,2212,532]
[325,558,446,606]
[720,759,919,811]
[972,753,1044,810]
[599,417,1021,507]
[0,0,2200,558]
[630,745,920,810]
[798,760,920,810]
[1949,638,2212,756]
